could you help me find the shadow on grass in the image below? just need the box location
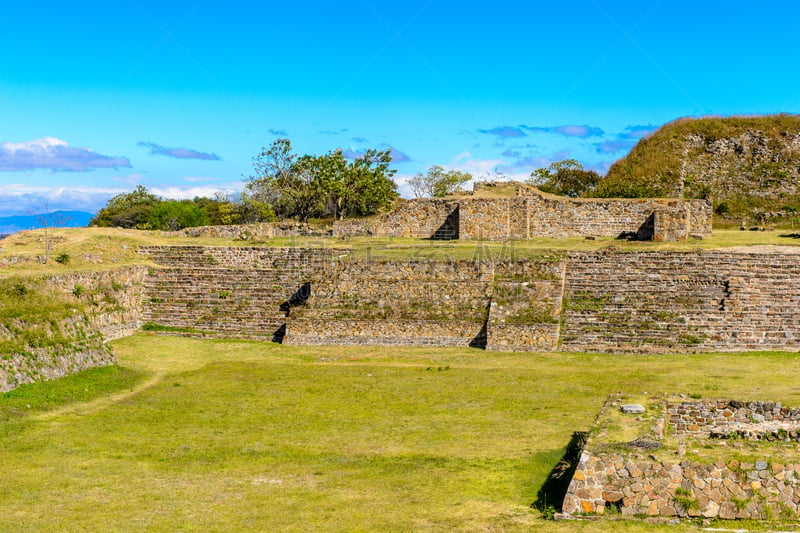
[531,431,588,512]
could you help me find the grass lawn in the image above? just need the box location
[3,337,800,531]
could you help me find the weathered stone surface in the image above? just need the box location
[334,182,711,242]
[561,396,800,522]
[140,245,800,354]
[621,404,646,414]
[1,266,146,392]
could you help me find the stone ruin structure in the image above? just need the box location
[562,396,800,521]
[334,182,712,242]
[140,246,800,354]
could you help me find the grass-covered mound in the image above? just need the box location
[598,114,800,224]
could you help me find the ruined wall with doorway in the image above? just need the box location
[333,185,712,241]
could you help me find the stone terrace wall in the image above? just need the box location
[522,194,711,241]
[140,246,570,349]
[563,451,800,520]
[284,260,493,347]
[485,259,564,352]
[45,267,147,340]
[1,267,147,392]
[162,222,325,239]
[560,249,800,353]
[141,246,342,340]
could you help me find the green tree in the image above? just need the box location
[319,148,397,219]
[246,139,398,221]
[149,200,211,231]
[245,139,323,222]
[90,185,160,229]
[408,165,472,198]
[527,159,600,198]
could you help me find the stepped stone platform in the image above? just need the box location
[139,245,800,353]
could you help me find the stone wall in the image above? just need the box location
[667,399,800,439]
[563,450,800,520]
[560,249,800,353]
[141,246,566,349]
[1,267,146,392]
[45,267,147,340]
[140,246,800,354]
[335,199,460,239]
[334,186,712,242]
[563,397,800,521]
[284,260,493,347]
[140,247,339,340]
[161,222,327,239]
[485,259,564,352]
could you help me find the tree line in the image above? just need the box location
[90,137,608,232]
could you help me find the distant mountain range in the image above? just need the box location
[0,211,94,237]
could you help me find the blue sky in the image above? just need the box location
[2,0,800,215]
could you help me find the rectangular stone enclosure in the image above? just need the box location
[563,395,800,521]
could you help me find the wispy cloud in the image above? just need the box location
[351,136,370,143]
[320,128,348,135]
[0,137,131,172]
[592,124,659,154]
[497,149,571,174]
[619,124,659,139]
[0,182,244,216]
[150,185,240,200]
[478,126,527,138]
[268,128,288,136]
[594,139,636,154]
[138,142,221,161]
[0,184,126,215]
[522,124,605,138]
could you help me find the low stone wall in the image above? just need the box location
[284,319,484,347]
[334,199,459,239]
[564,451,800,520]
[161,222,327,239]
[140,245,343,269]
[668,400,800,439]
[563,397,800,521]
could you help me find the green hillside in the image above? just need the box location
[598,114,800,224]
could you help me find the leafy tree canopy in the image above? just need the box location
[407,165,473,198]
[245,138,398,221]
[526,159,600,198]
[90,186,262,230]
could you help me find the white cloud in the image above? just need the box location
[0,137,131,172]
[0,182,245,216]
[0,184,126,215]
[150,184,242,200]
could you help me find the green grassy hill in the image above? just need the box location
[598,114,800,224]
